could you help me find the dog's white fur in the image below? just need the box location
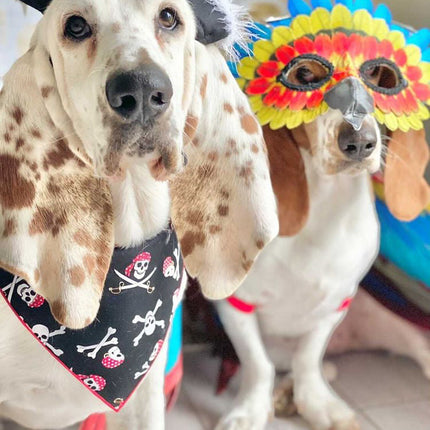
[216,109,384,430]
[0,0,278,428]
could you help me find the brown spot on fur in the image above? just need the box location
[239,162,255,186]
[242,251,253,272]
[0,155,35,209]
[15,137,25,150]
[220,189,230,199]
[83,254,96,275]
[41,86,53,98]
[186,210,204,227]
[11,107,24,125]
[43,138,74,170]
[184,115,199,142]
[2,218,17,238]
[209,225,222,234]
[224,103,234,114]
[241,114,259,135]
[218,205,229,217]
[4,133,11,143]
[208,151,218,162]
[31,128,42,139]
[256,240,265,250]
[220,73,228,83]
[51,300,66,325]
[74,230,93,248]
[29,206,67,236]
[251,143,259,153]
[70,266,85,287]
[180,231,206,258]
[200,74,208,99]
[34,269,40,283]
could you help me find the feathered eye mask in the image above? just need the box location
[231,0,430,132]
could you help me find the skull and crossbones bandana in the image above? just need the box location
[0,228,184,411]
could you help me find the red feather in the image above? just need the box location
[412,82,430,101]
[276,45,296,65]
[363,36,379,60]
[289,91,309,111]
[306,90,324,109]
[406,66,423,82]
[378,40,394,59]
[246,78,271,95]
[275,89,294,109]
[314,34,334,59]
[263,86,283,106]
[294,37,315,55]
[394,49,407,67]
[257,61,281,79]
[333,32,350,55]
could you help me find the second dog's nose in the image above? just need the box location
[338,121,377,161]
[106,65,173,122]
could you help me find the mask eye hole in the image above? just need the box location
[278,55,334,91]
[360,59,407,95]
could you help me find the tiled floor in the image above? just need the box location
[166,349,430,430]
[2,348,430,429]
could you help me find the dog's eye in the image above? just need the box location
[64,16,92,41]
[360,59,407,95]
[278,55,333,91]
[159,8,179,30]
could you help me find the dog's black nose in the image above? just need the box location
[106,65,173,122]
[338,121,377,161]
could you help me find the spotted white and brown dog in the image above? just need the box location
[0,0,278,428]
[215,89,430,430]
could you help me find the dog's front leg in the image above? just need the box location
[292,312,359,430]
[105,343,167,430]
[215,301,274,430]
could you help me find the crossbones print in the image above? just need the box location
[109,253,157,296]
[2,276,45,307]
[76,327,118,359]
[32,324,66,356]
[134,361,150,380]
[162,247,180,281]
[132,299,165,346]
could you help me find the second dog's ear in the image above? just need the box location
[384,129,430,221]
[264,125,310,236]
[19,0,51,13]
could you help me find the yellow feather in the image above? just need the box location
[371,18,390,40]
[420,63,430,82]
[236,78,246,90]
[373,108,386,125]
[303,109,317,124]
[272,26,294,49]
[417,103,430,120]
[257,106,276,126]
[249,96,264,113]
[310,8,331,34]
[319,102,329,115]
[384,112,398,131]
[404,45,422,66]
[408,114,424,130]
[331,5,352,30]
[291,15,313,39]
[253,40,275,63]
[397,116,411,132]
[237,57,259,80]
[352,10,373,33]
[270,110,287,130]
[387,31,406,50]
[286,110,304,129]
[373,182,385,201]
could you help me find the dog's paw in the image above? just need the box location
[215,401,271,430]
[295,385,359,430]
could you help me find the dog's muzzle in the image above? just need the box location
[324,77,375,131]
[106,65,173,124]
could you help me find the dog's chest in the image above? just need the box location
[236,171,379,336]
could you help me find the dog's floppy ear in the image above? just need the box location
[0,49,114,329]
[19,0,50,13]
[170,43,278,300]
[264,125,310,236]
[384,129,430,221]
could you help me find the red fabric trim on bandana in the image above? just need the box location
[227,296,256,313]
[337,297,353,312]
